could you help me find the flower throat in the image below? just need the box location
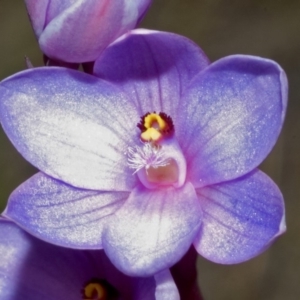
[128,112,186,189]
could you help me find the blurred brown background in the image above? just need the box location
[1,0,300,299]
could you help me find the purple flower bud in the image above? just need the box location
[24,0,152,63]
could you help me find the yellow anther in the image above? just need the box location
[84,283,107,300]
[144,113,167,130]
[138,112,174,142]
[141,127,162,142]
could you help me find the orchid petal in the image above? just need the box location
[3,172,129,248]
[94,29,210,118]
[26,0,152,62]
[0,67,139,191]
[0,220,162,300]
[102,182,202,276]
[194,170,285,264]
[155,270,180,300]
[176,55,288,187]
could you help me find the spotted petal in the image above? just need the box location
[3,172,129,248]
[102,182,202,276]
[194,170,285,264]
[176,55,288,187]
[94,29,210,118]
[0,67,139,191]
[0,219,177,300]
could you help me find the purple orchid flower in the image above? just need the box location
[0,29,287,276]
[0,218,179,300]
[24,0,152,63]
